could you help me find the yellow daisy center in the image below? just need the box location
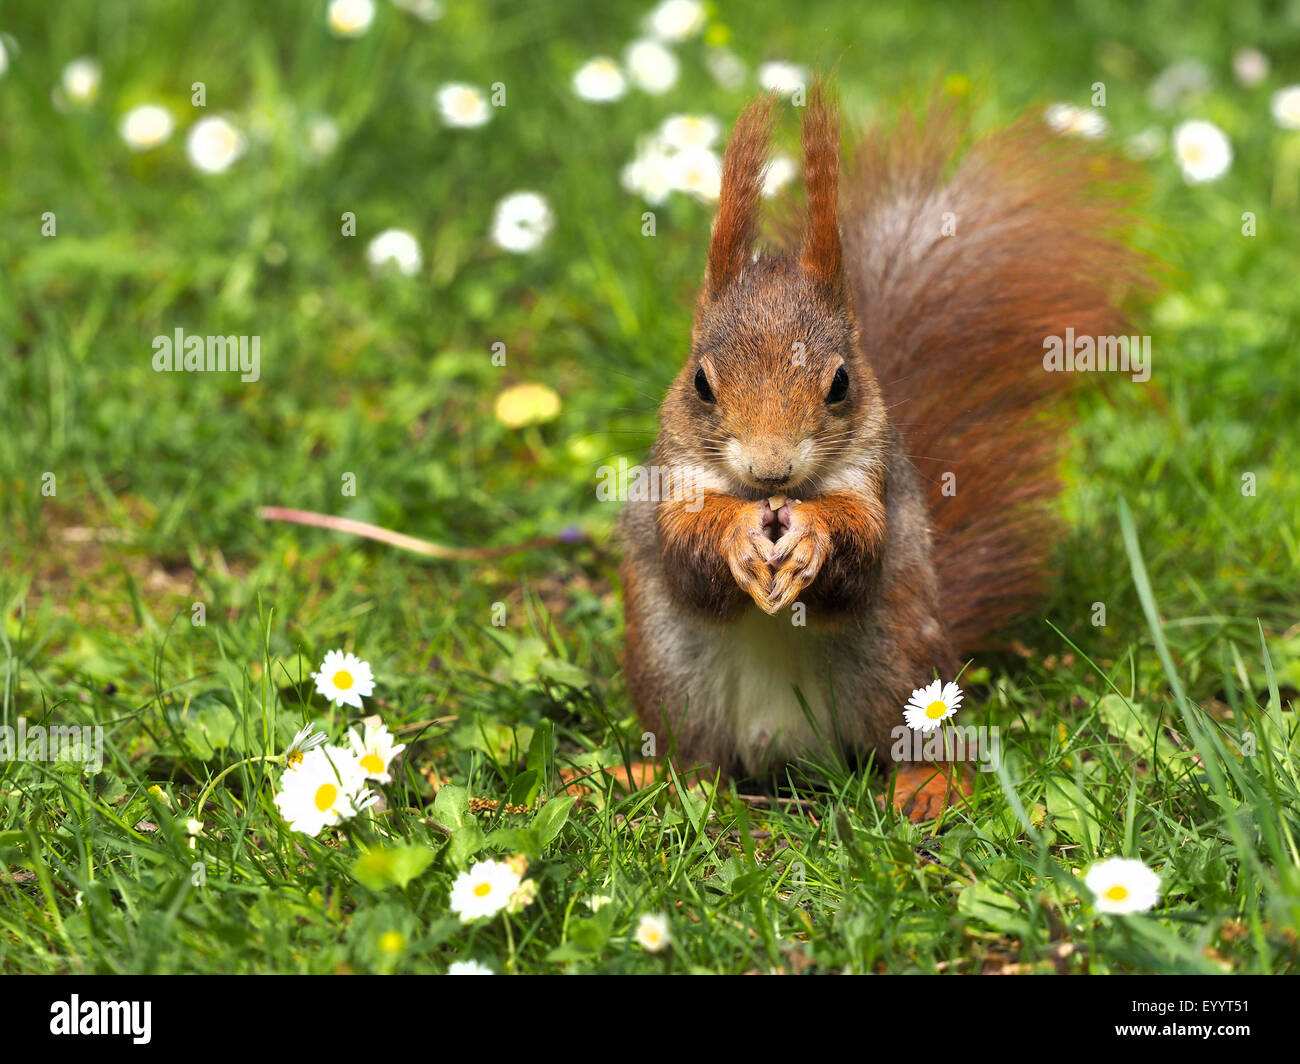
[361,753,385,774]
[314,783,338,811]
[474,882,493,898]
[333,669,353,690]
[925,700,948,719]
[287,751,303,768]
[379,931,404,953]
[1105,885,1129,902]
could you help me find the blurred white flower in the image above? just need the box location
[186,115,246,174]
[437,82,490,128]
[1085,857,1161,915]
[1172,119,1231,184]
[625,39,679,95]
[391,0,442,20]
[1044,102,1108,139]
[646,0,706,42]
[706,47,747,91]
[1271,85,1300,130]
[635,912,671,952]
[491,191,553,253]
[659,114,721,150]
[447,960,493,974]
[305,115,340,161]
[450,858,522,922]
[327,0,375,38]
[61,57,101,104]
[572,56,626,102]
[119,104,175,151]
[1148,59,1210,110]
[1124,125,1164,160]
[366,228,422,275]
[762,154,797,197]
[621,139,677,205]
[1232,47,1269,88]
[669,145,723,202]
[757,60,807,97]
[0,38,8,78]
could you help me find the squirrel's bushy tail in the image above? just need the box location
[840,103,1149,651]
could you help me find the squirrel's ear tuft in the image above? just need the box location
[705,94,777,300]
[799,77,843,292]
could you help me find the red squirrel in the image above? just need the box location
[618,80,1147,819]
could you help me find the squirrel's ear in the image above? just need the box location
[704,94,777,300]
[799,78,844,293]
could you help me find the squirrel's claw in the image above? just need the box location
[767,516,828,611]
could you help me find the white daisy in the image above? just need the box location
[327,0,375,37]
[0,38,8,78]
[186,115,246,174]
[391,0,442,20]
[587,894,613,912]
[347,717,406,783]
[119,104,174,151]
[447,959,493,974]
[902,679,963,732]
[1084,857,1162,914]
[366,228,422,276]
[312,649,376,709]
[1043,102,1108,139]
[61,57,101,104]
[305,115,340,161]
[625,39,679,95]
[1125,126,1164,161]
[490,191,553,253]
[621,138,677,205]
[762,154,797,198]
[572,57,626,103]
[1271,85,1300,131]
[436,82,490,128]
[706,48,747,91]
[1172,119,1232,184]
[1148,59,1211,111]
[668,145,722,202]
[635,912,670,952]
[645,0,706,42]
[272,744,372,836]
[285,722,328,768]
[659,114,721,151]
[449,858,522,922]
[1232,47,1269,88]
[757,61,808,98]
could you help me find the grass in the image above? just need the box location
[1,0,1298,974]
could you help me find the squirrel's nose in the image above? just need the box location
[748,464,793,487]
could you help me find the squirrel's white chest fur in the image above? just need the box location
[689,609,835,774]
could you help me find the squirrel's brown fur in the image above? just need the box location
[618,79,1146,816]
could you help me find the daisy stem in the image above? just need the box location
[503,911,517,973]
[193,755,284,824]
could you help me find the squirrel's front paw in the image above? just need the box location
[724,505,776,612]
[768,510,829,612]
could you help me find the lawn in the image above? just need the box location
[1,0,1298,975]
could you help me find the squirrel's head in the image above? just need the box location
[664,80,887,498]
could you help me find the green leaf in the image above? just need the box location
[957,881,1030,937]
[1045,775,1100,852]
[531,796,576,850]
[448,823,486,868]
[352,844,436,890]
[432,785,471,831]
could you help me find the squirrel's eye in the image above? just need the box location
[694,366,716,404]
[826,365,849,404]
